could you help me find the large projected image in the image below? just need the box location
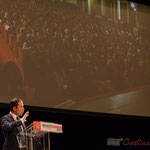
[0,0,150,114]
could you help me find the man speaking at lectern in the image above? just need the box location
[1,98,29,150]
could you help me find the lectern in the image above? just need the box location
[17,121,63,150]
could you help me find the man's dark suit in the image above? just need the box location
[1,113,24,150]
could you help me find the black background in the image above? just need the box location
[1,103,150,150]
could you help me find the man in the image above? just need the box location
[1,98,29,150]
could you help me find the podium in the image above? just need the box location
[17,121,63,150]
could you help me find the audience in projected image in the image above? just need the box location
[0,0,150,101]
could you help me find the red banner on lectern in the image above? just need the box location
[33,121,41,131]
[33,121,63,133]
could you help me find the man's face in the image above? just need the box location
[14,100,25,116]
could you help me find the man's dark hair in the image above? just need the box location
[10,98,22,112]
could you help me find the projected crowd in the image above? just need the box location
[0,0,150,102]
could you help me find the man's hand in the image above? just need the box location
[22,111,29,122]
